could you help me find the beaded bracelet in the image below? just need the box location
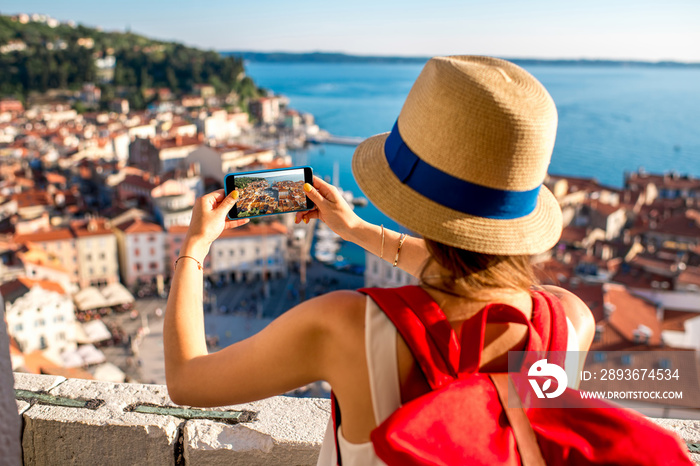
[174,255,203,271]
[393,233,407,268]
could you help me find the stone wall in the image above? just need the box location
[14,373,700,465]
[15,373,328,465]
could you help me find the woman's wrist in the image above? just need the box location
[340,217,370,244]
[180,235,210,263]
[343,219,386,256]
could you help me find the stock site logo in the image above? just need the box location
[528,359,568,399]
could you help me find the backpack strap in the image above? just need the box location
[359,286,552,386]
[457,302,545,374]
[490,373,546,466]
[359,286,458,389]
[532,290,568,352]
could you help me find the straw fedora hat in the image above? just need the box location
[352,55,562,255]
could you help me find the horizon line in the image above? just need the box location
[221,50,700,66]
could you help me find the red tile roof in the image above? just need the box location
[13,228,74,243]
[167,225,190,234]
[564,282,605,322]
[218,221,287,239]
[677,266,700,288]
[584,199,624,217]
[21,350,93,379]
[604,283,662,347]
[12,189,51,208]
[154,134,200,150]
[612,265,673,291]
[261,158,292,170]
[0,277,66,302]
[548,174,602,194]
[17,248,69,273]
[115,218,163,234]
[212,143,268,155]
[661,309,700,331]
[560,226,587,244]
[22,350,60,374]
[626,171,700,191]
[647,210,700,239]
[122,174,158,190]
[629,254,679,275]
[71,219,113,237]
[40,365,94,380]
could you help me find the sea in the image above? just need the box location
[245,62,700,266]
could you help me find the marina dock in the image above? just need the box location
[307,134,365,146]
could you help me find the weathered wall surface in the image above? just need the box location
[15,373,328,465]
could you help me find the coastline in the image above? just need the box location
[224,51,700,68]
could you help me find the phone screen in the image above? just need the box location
[224,166,314,220]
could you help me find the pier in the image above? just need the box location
[307,133,365,146]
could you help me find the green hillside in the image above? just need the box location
[0,15,262,109]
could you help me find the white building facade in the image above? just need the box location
[1,278,77,356]
[151,177,203,229]
[72,220,120,288]
[113,219,166,287]
[196,109,244,142]
[364,252,418,288]
[209,223,288,283]
[186,145,275,181]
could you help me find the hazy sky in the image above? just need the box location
[3,0,699,62]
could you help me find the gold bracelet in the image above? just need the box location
[174,255,203,271]
[393,233,407,268]
[380,224,385,259]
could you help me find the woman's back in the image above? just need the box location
[323,285,591,446]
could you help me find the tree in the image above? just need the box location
[0,14,262,101]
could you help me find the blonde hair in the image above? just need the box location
[420,238,537,300]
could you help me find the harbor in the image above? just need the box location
[306,132,365,146]
[310,162,368,268]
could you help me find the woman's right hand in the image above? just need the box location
[295,176,364,240]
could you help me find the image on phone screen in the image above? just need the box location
[224,166,314,220]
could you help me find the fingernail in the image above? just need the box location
[231,190,239,199]
[303,183,312,192]
[304,218,309,224]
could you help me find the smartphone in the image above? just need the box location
[224,166,315,220]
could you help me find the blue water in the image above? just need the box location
[245,62,700,265]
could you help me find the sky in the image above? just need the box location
[3,0,699,62]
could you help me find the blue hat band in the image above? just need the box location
[384,121,541,220]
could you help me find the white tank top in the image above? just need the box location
[316,296,580,466]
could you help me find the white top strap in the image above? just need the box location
[365,296,402,424]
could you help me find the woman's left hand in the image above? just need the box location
[182,189,249,260]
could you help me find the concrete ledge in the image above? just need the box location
[21,377,183,465]
[13,373,699,465]
[14,373,66,416]
[651,418,700,464]
[14,373,327,465]
[183,396,329,465]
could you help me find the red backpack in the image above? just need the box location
[330,286,692,465]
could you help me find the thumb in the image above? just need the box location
[311,176,339,202]
[304,182,326,207]
[216,190,239,213]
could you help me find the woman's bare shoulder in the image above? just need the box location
[540,285,596,350]
[305,289,367,335]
